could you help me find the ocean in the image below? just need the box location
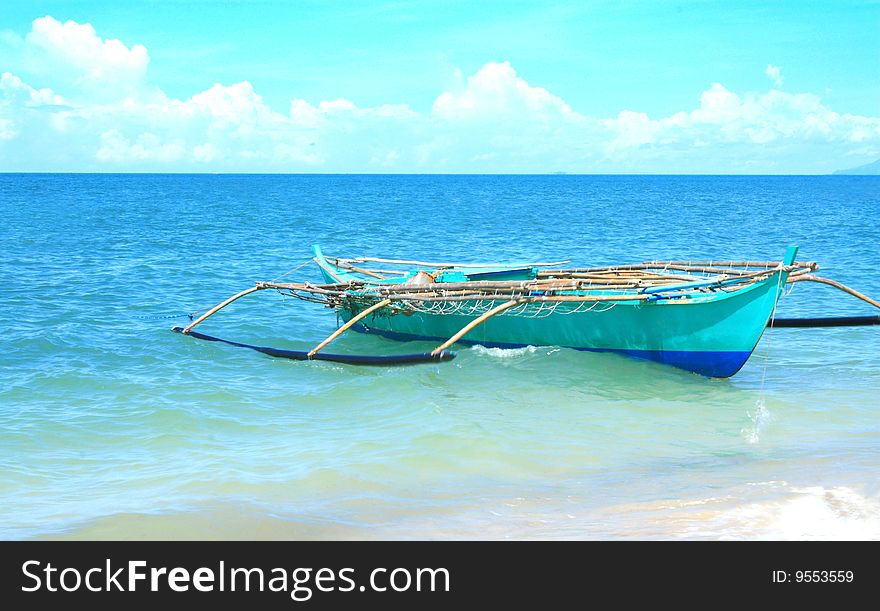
[1,173,878,540]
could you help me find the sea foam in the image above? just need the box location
[718,486,880,540]
[469,345,539,359]
[743,398,771,444]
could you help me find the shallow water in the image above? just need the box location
[1,174,878,539]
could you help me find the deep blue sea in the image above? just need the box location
[1,174,878,540]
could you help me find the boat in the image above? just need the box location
[173,245,880,377]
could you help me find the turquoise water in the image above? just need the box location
[1,174,878,540]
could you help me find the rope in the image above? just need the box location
[750,269,786,443]
[132,301,234,320]
[271,258,315,283]
[134,260,314,322]
[761,270,786,387]
[748,273,783,444]
[132,311,198,320]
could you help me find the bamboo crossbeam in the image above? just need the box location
[651,263,814,276]
[539,261,817,276]
[788,267,815,277]
[269,278,760,305]
[273,276,692,294]
[273,287,656,304]
[182,285,265,333]
[340,256,571,268]
[323,267,410,276]
[340,255,820,272]
[272,266,788,294]
[259,282,347,296]
[555,267,813,283]
[575,270,689,279]
[372,293,654,303]
[431,299,522,355]
[644,260,814,268]
[271,280,537,293]
[565,276,696,284]
[565,273,705,283]
[366,280,579,293]
[789,275,880,309]
[270,271,769,298]
[331,259,388,280]
[308,298,392,356]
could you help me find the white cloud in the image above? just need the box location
[0,17,879,173]
[602,110,665,152]
[603,83,880,156]
[426,61,595,170]
[185,82,272,128]
[0,118,15,140]
[192,143,218,162]
[432,61,574,122]
[693,83,744,124]
[24,17,149,99]
[96,130,185,162]
[0,70,68,148]
[0,71,66,107]
[765,64,784,87]
[290,97,416,130]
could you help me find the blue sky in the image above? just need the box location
[1,1,878,172]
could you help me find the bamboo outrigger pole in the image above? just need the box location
[181,285,265,334]
[308,298,392,357]
[789,275,880,310]
[176,289,450,364]
[431,299,522,356]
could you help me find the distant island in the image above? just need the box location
[833,158,880,175]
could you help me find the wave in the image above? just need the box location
[709,485,880,540]
[469,345,541,359]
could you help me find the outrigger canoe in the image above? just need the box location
[174,245,880,377]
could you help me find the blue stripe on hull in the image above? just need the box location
[352,324,752,378]
[611,348,751,378]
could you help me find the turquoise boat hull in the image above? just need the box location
[314,247,796,377]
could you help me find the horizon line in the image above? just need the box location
[0,171,871,177]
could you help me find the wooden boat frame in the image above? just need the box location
[173,245,879,377]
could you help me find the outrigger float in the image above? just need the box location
[173,245,880,377]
